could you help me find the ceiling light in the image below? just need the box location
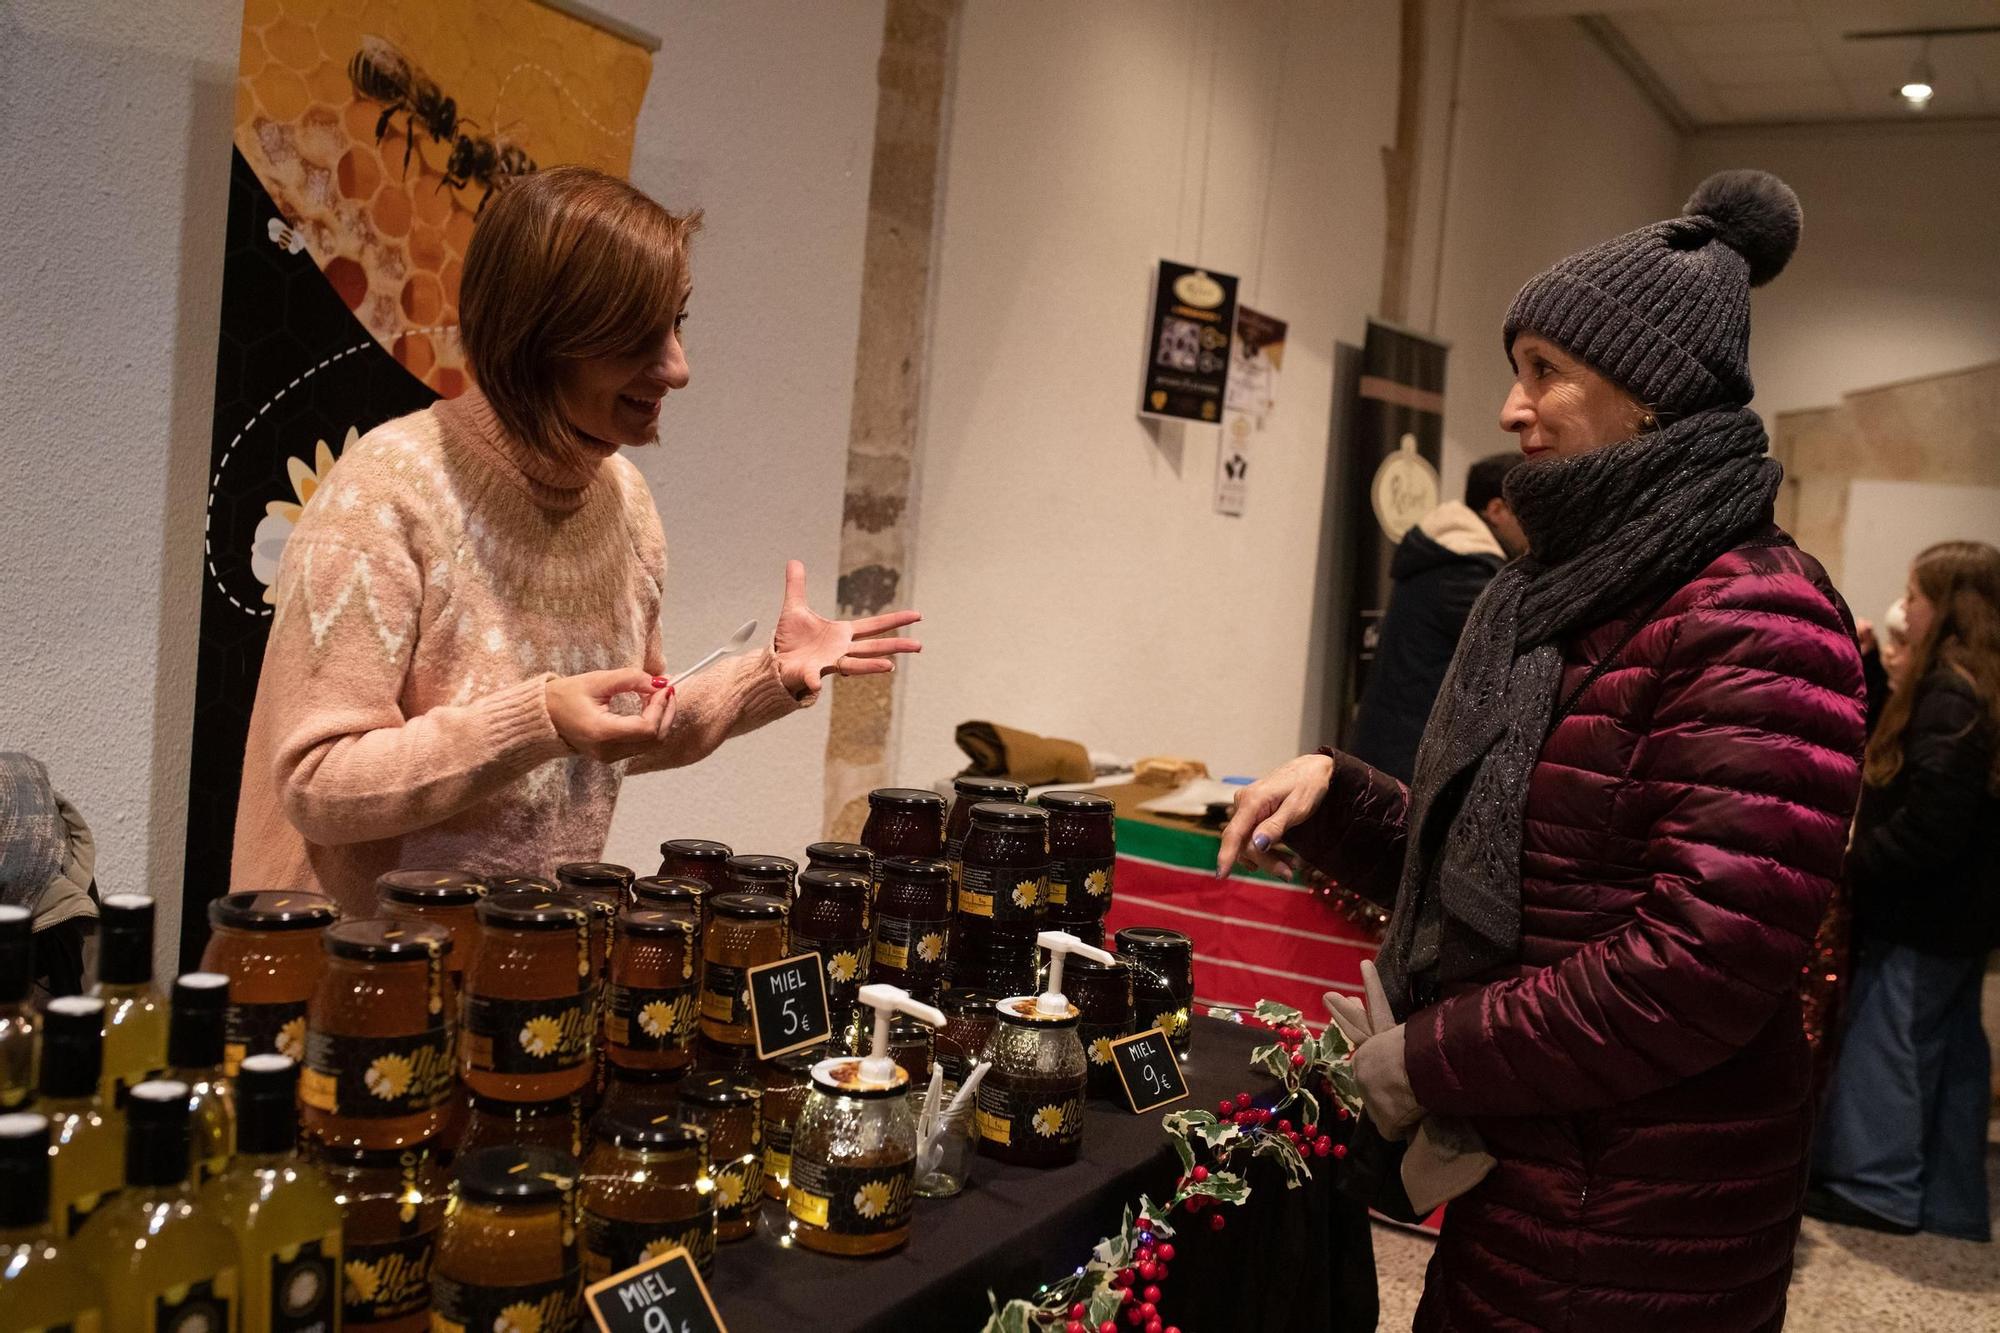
[1899,45,1934,107]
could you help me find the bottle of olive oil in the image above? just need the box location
[0,905,37,1111]
[90,893,168,1104]
[78,1079,240,1330]
[169,972,238,1183]
[0,1111,105,1332]
[203,1054,342,1333]
[39,995,122,1236]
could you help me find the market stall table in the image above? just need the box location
[703,1015,1378,1333]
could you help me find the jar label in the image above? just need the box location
[605,981,699,1051]
[581,1206,715,1283]
[974,1078,1083,1151]
[794,933,871,1005]
[698,962,749,1027]
[152,1270,235,1332]
[1049,856,1115,911]
[1081,1022,1126,1069]
[465,990,593,1074]
[871,916,947,986]
[763,1144,793,1195]
[429,1272,580,1333]
[958,862,1048,921]
[709,1154,764,1220]
[340,1231,434,1323]
[301,1025,455,1117]
[787,1153,913,1237]
[1138,1003,1192,1050]
[224,999,308,1077]
[267,1231,340,1331]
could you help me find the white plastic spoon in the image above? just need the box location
[669,619,760,688]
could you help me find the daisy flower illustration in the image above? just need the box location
[917,932,945,963]
[715,1170,746,1208]
[828,951,860,983]
[1033,1103,1071,1138]
[1089,1036,1114,1065]
[638,1000,677,1039]
[364,1053,412,1100]
[251,428,356,604]
[854,1179,893,1219]
[1084,867,1109,898]
[1011,879,1040,911]
[519,1016,562,1058]
[276,1016,307,1061]
[495,1302,543,1333]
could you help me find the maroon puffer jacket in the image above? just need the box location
[1296,529,1864,1332]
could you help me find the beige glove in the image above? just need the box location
[1326,960,1497,1214]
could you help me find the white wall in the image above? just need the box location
[1,0,884,976]
[1842,480,2000,635]
[1680,122,2000,422]
[892,0,1400,788]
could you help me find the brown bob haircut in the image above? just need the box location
[458,165,700,466]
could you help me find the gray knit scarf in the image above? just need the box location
[1374,404,1784,1017]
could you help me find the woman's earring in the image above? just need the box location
[1639,411,1658,432]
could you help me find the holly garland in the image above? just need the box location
[979,999,1365,1333]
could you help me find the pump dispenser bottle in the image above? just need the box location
[974,931,1112,1167]
[786,983,944,1255]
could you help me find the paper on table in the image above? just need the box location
[1136,777,1246,818]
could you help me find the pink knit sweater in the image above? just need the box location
[230,388,804,917]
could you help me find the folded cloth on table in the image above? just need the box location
[1134,756,1209,787]
[955,722,1094,786]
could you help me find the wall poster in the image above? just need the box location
[1140,260,1238,423]
[180,0,655,964]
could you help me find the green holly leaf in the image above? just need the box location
[1136,1193,1177,1241]
[1188,1171,1252,1206]
[980,1297,1037,1333]
[1254,999,1304,1028]
[1251,1043,1292,1081]
[1250,1127,1312,1187]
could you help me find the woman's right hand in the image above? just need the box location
[547,669,677,762]
[1216,752,1335,879]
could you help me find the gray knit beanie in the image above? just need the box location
[1503,169,1802,417]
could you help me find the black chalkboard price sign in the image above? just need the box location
[746,951,831,1059]
[583,1245,727,1333]
[1110,1027,1190,1113]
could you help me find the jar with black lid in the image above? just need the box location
[805,841,874,882]
[464,893,593,1102]
[791,868,873,1019]
[554,863,628,1000]
[632,874,706,922]
[677,1074,762,1241]
[959,800,1050,923]
[945,776,1027,888]
[376,869,487,1014]
[1040,790,1117,931]
[201,890,340,1076]
[605,907,700,1079]
[699,893,789,1047]
[1063,953,1134,1095]
[860,788,946,891]
[581,1110,716,1280]
[432,1145,581,1332]
[657,838,733,891]
[934,989,999,1094]
[459,1092,585,1160]
[320,1143,446,1332]
[303,920,455,1153]
[725,854,798,902]
[869,858,952,1001]
[1115,926,1195,1057]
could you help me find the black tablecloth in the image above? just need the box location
[705,1016,1380,1333]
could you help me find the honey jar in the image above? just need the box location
[725,854,798,901]
[657,839,732,892]
[464,893,593,1103]
[975,933,1108,1169]
[699,893,789,1048]
[605,907,700,1079]
[861,788,946,894]
[301,920,455,1153]
[869,858,952,1002]
[790,868,873,1020]
[1040,790,1117,933]
[375,869,486,1011]
[1115,926,1196,1057]
[581,1110,717,1280]
[804,841,874,885]
[934,989,999,1096]
[758,1047,822,1202]
[201,890,339,1075]
[677,1074,762,1241]
[945,776,1027,888]
[431,1146,581,1331]
[459,1092,586,1160]
[320,1144,446,1332]
[1063,953,1134,1096]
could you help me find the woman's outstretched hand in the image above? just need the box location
[772,559,923,698]
[548,669,677,762]
[1216,752,1335,879]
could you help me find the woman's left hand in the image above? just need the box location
[772,560,923,698]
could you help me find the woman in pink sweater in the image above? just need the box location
[231,167,920,917]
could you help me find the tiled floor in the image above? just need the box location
[1371,1147,1999,1332]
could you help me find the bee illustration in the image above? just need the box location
[442,132,538,214]
[266,216,307,255]
[348,35,468,172]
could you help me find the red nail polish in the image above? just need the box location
[651,676,668,689]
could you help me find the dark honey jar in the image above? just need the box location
[557,860,634,910]
[758,1046,822,1202]
[959,801,1050,924]
[945,776,1027,888]
[1063,953,1134,1095]
[790,869,873,1018]
[677,1074,763,1241]
[657,838,733,891]
[632,874,706,922]
[431,1146,582,1332]
[605,907,700,1079]
[934,989,999,1094]
[1115,926,1195,1057]
[464,893,593,1102]
[699,893,789,1047]
[302,920,455,1153]
[869,858,953,1002]
[861,789,946,891]
[975,996,1086,1168]
[726,854,798,901]
[805,841,874,883]
[1039,791,1117,931]
[581,1110,716,1280]
[201,890,339,1076]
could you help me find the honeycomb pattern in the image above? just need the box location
[233,0,654,396]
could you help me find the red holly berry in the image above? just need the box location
[1208,1212,1227,1231]
[1071,1304,1087,1320]
[1068,1323,1086,1333]
[1290,1052,1306,1068]
[1147,1321,1164,1333]
[1154,1264,1171,1281]
[1138,1262,1156,1282]
[1158,1243,1176,1262]
[1138,1303,1157,1321]
[1315,1135,1332,1152]
[1336,1106,1350,1120]
[1314,1139,1331,1158]
[1278,1119,1293,1134]
[1112,1270,1130,1289]
[1166,1327,1183,1333]
[1191,1165,1209,1183]
[1235,1092,1252,1109]
[1125,1309,1144,1328]
[1302,1123,1317,1137]
[1144,1285,1162,1304]
[1100,1323,1118,1333]
[1217,1099,1233,1115]
[1333,1142,1349,1160]
[1137,1215,1152,1229]
[1122,1286,1137,1306]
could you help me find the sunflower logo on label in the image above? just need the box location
[495,1303,543,1333]
[1033,1104,1072,1139]
[276,1016,307,1062]
[1011,879,1040,911]
[641,1237,680,1262]
[344,1260,379,1305]
[1089,1036,1115,1066]
[637,1000,678,1040]
[854,1180,893,1220]
[828,951,860,983]
[1084,867,1109,898]
[365,1053,412,1100]
[519,1016,561,1058]
[714,1170,746,1209]
[917,932,944,963]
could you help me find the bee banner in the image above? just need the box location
[180,0,655,964]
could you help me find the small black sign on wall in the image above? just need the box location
[747,952,831,1059]
[584,1245,727,1333]
[1110,1027,1190,1113]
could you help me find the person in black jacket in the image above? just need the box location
[1809,539,2000,1242]
[1347,452,1525,782]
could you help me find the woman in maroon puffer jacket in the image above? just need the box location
[1223,172,1866,1331]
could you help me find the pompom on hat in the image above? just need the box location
[1502,169,1802,417]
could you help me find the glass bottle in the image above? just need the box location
[166,972,237,1185]
[1115,926,1196,1057]
[757,1046,822,1203]
[699,892,789,1048]
[1040,790,1117,933]
[464,892,593,1103]
[944,776,1027,891]
[974,934,1110,1169]
[36,996,120,1236]
[302,920,456,1153]
[580,1111,716,1281]
[791,868,874,1021]
[0,905,36,1111]
[203,1054,343,1333]
[90,892,167,1104]
[860,788,946,897]
[725,853,798,902]
[432,1146,582,1331]
[805,840,874,885]
[78,1079,241,1328]
[202,890,340,1076]
[320,1144,446,1332]
[869,857,952,1002]
[677,1074,762,1241]
[556,860,635,912]
[606,907,700,1081]
[0,1112,103,1332]
[631,874,705,922]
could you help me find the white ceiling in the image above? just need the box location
[1491,0,2000,126]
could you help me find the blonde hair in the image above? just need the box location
[458,165,700,469]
